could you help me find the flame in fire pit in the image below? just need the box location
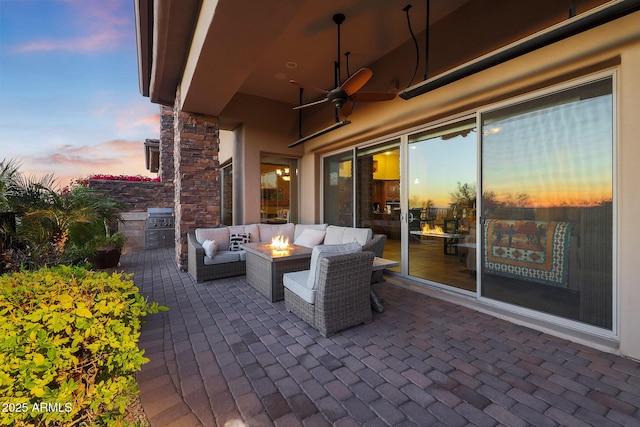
[270,235,290,251]
[422,224,445,234]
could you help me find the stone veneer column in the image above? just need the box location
[172,100,221,270]
[159,105,175,183]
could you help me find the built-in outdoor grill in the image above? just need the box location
[145,208,175,249]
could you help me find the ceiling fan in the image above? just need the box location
[290,13,396,119]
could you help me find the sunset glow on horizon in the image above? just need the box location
[0,0,160,188]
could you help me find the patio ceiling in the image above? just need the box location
[136,0,470,113]
[136,0,617,122]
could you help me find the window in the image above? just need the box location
[480,77,614,329]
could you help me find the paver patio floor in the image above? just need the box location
[121,248,640,427]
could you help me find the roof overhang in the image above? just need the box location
[134,0,203,106]
[134,0,151,97]
[135,0,636,126]
[135,0,305,115]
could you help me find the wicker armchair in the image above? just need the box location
[284,251,375,337]
[362,234,387,283]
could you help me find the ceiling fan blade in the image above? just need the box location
[351,91,396,102]
[340,68,373,96]
[293,98,329,110]
[289,79,328,95]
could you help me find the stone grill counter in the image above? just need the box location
[145,208,175,249]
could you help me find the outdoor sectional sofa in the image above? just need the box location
[187,223,386,283]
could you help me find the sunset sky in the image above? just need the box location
[0,0,159,187]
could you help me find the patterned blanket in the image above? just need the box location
[483,219,572,288]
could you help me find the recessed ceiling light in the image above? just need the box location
[285,61,298,69]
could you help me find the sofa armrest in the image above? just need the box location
[362,234,386,258]
[188,233,205,281]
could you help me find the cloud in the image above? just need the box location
[132,113,161,129]
[115,106,160,134]
[45,139,145,165]
[14,29,125,54]
[24,139,152,187]
[12,0,131,54]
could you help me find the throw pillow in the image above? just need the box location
[293,228,326,248]
[202,239,217,259]
[229,233,251,251]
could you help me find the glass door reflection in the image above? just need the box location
[356,140,401,271]
[407,118,477,291]
[323,151,354,226]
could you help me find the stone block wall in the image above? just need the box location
[160,105,175,183]
[88,180,173,212]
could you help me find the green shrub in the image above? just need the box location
[0,265,166,426]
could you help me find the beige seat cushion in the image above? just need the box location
[283,270,313,303]
[293,228,326,248]
[195,228,230,251]
[324,225,372,246]
[294,224,328,241]
[202,250,242,265]
[257,223,295,243]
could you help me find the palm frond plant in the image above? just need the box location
[0,158,21,211]
[0,160,128,270]
[56,181,128,268]
[0,160,20,263]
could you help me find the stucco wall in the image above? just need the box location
[617,31,640,360]
[220,93,305,225]
[218,129,234,165]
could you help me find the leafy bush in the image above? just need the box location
[1,159,140,272]
[0,265,166,426]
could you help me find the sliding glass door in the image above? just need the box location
[407,118,477,291]
[480,77,614,329]
[319,73,615,332]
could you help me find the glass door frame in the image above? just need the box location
[400,114,480,294]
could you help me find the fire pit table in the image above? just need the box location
[242,242,313,302]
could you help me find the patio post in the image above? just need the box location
[171,93,221,270]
